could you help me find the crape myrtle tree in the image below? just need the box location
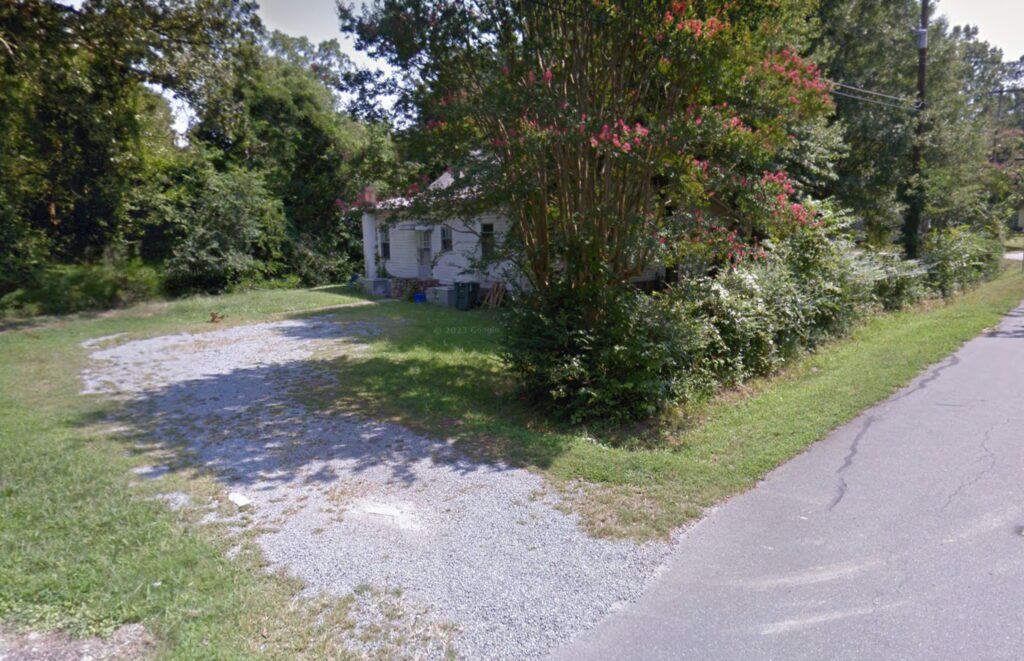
[342,0,835,292]
[341,0,837,419]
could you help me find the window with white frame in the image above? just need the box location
[378,225,390,259]
[441,226,453,252]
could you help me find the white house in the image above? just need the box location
[359,172,666,303]
[360,209,514,287]
[359,171,521,304]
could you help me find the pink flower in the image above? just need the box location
[543,69,553,84]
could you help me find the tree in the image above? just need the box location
[342,0,835,303]
[190,31,401,283]
[0,0,261,275]
[813,0,1016,247]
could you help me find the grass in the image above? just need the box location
[0,284,374,658]
[2,267,1022,653]
[1004,233,1024,252]
[306,264,1024,540]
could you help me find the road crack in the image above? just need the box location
[940,420,1002,511]
[827,415,877,511]
[889,355,960,404]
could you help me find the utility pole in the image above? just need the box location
[905,0,929,258]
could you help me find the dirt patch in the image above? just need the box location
[0,623,155,661]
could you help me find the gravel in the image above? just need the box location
[82,316,672,659]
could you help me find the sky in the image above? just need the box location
[254,0,1024,62]
[937,0,1024,61]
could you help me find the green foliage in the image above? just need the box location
[920,225,1004,296]
[860,250,930,311]
[191,32,395,284]
[503,220,1005,423]
[814,0,1018,248]
[0,262,162,316]
[502,285,707,424]
[1,10,386,310]
[0,0,260,264]
[164,166,287,294]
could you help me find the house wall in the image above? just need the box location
[363,211,514,286]
[384,226,422,279]
[432,212,511,285]
[362,210,663,286]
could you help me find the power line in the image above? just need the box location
[827,80,916,104]
[831,89,918,111]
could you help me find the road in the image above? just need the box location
[551,301,1024,661]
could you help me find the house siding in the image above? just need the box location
[383,225,421,279]
[363,212,514,286]
[361,210,661,287]
[432,212,511,285]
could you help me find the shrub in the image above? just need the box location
[0,205,51,297]
[502,221,1004,425]
[920,226,1003,296]
[773,227,875,343]
[858,251,929,311]
[0,262,162,316]
[164,168,286,294]
[501,285,709,423]
[285,234,357,287]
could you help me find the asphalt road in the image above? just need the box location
[551,302,1024,661]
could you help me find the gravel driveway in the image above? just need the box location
[82,316,671,659]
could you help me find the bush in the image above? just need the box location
[285,234,357,287]
[505,222,1005,425]
[0,262,162,316]
[858,251,929,311]
[501,285,709,423]
[920,226,1004,296]
[773,227,875,343]
[164,168,287,294]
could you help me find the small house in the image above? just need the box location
[359,173,665,306]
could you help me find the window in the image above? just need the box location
[480,223,495,260]
[441,226,453,252]
[377,225,390,260]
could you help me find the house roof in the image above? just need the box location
[372,171,455,211]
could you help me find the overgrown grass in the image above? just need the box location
[0,284,370,658]
[1005,233,1024,252]
[310,265,1024,540]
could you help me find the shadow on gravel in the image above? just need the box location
[81,315,549,491]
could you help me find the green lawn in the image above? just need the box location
[0,285,369,659]
[1005,233,1024,252]
[2,268,1023,654]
